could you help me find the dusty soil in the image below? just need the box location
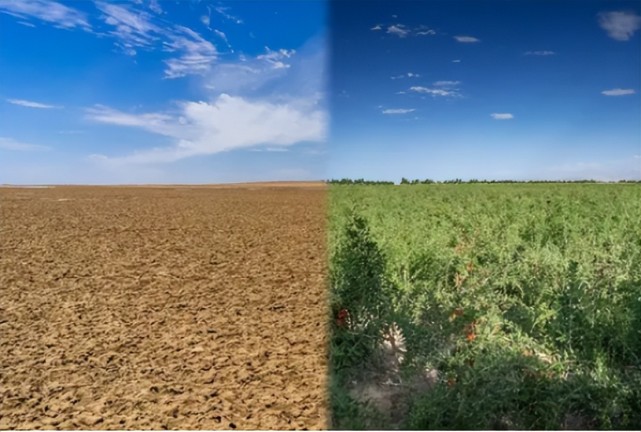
[0,184,328,430]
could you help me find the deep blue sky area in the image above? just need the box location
[329,0,641,181]
[0,0,327,184]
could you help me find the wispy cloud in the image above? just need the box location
[391,72,420,79]
[409,80,462,97]
[454,35,480,43]
[0,0,90,30]
[452,59,461,63]
[416,28,436,36]
[86,105,180,137]
[374,22,436,37]
[214,6,242,24]
[202,35,323,97]
[163,26,217,78]
[95,3,217,77]
[213,29,232,51]
[257,47,296,70]
[490,113,514,120]
[387,24,410,38]
[86,94,326,164]
[148,0,162,15]
[601,88,636,96]
[410,86,458,97]
[4,0,218,79]
[6,98,61,109]
[598,11,641,41]
[0,137,50,151]
[250,146,289,152]
[524,50,556,56]
[433,80,460,87]
[96,1,160,54]
[382,108,415,114]
[87,34,326,165]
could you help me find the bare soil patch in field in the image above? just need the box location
[0,185,328,430]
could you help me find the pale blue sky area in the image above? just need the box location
[0,0,327,184]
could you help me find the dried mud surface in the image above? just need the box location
[0,185,328,430]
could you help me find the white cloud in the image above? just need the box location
[598,11,641,41]
[5,0,218,80]
[86,94,326,164]
[374,22,436,37]
[433,80,460,87]
[257,47,296,69]
[454,35,480,43]
[409,82,462,97]
[490,113,514,120]
[414,25,436,36]
[601,88,636,96]
[250,146,289,152]
[524,50,556,56]
[410,87,457,97]
[163,26,217,78]
[96,2,160,51]
[96,2,217,76]
[86,105,181,137]
[6,98,61,109]
[85,33,325,167]
[213,29,232,50]
[148,0,162,15]
[201,15,210,26]
[452,59,461,63]
[382,108,415,114]
[0,0,90,30]
[387,24,409,38]
[0,137,50,151]
[214,6,242,24]
[202,36,321,98]
[391,72,420,79]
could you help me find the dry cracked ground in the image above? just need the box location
[0,184,329,430]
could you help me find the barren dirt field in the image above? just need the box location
[0,184,328,430]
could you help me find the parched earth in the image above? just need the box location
[0,184,328,430]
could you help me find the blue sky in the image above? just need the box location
[329,0,641,181]
[0,0,326,184]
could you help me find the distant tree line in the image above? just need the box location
[326,178,641,185]
[326,178,395,185]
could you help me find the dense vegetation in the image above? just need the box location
[326,178,641,185]
[329,183,641,429]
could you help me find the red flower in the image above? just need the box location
[464,320,477,342]
[336,308,350,328]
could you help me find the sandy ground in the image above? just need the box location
[0,185,328,430]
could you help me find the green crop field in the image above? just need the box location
[328,184,641,430]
